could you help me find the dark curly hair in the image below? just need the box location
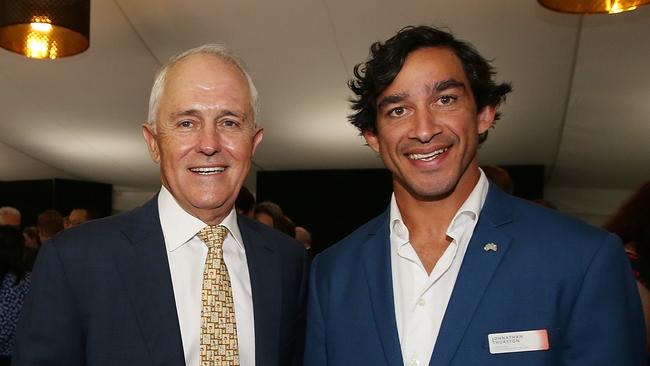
[348,25,512,144]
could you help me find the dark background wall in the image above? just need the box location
[0,179,112,227]
[257,169,393,253]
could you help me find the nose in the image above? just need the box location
[410,108,441,143]
[197,125,222,156]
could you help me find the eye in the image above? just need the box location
[221,119,242,129]
[436,95,457,106]
[388,107,407,117]
[178,120,194,128]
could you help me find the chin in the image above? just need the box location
[190,192,231,210]
[407,178,459,199]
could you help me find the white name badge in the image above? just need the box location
[488,329,549,354]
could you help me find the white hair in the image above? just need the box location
[0,206,21,224]
[147,43,259,129]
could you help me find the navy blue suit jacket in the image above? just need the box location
[13,197,308,366]
[305,185,645,365]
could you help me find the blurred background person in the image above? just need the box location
[480,165,514,195]
[21,227,40,272]
[235,186,256,218]
[0,226,31,366]
[36,210,64,244]
[603,181,650,358]
[254,201,296,237]
[0,207,21,229]
[67,208,92,228]
[295,226,313,259]
[276,214,296,239]
[254,201,284,228]
[295,226,312,251]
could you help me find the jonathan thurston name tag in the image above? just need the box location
[488,329,549,354]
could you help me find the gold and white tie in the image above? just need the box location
[198,225,240,365]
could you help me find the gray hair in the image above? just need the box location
[147,43,259,129]
[0,206,21,224]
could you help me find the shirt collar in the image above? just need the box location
[447,169,489,235]
[389,168,489,243]
[157,186,245,252]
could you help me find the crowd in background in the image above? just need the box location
[0,206,92,365]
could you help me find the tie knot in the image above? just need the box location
[198,225,228,248]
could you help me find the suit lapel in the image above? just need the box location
[239,216,281,365]
[113,197,185,365]
[362,212,404,366]
[429,185,513,365]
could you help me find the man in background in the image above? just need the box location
[0,206,21,228]
[305,25,645,365]
[15,44,307,366]
[65,208,92,228]
[36,209,64,243]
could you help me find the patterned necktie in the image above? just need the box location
[197,225,240,366]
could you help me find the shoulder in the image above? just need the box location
[504,193,615,244]
[45,198,158,257]
[314,211,388,270]
[490,191,622,268]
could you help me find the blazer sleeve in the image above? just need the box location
[304,254,327,366]
[12,241,85,366]
[561,233,646,365]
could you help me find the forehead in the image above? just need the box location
[160,54,252,109]
[380,47,469,96]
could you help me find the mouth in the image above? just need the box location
[408,147,448,162]
[189,166,226,175]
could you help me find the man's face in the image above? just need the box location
[143,54,263,224]
[364,47,495,200]
[1,212,20,228]
[68,209,89,226]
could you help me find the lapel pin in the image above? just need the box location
[483,243,498,252]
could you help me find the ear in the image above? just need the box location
[362,130,381,154]
[477,105,497,135]
[142,123,161,164]
[251,126,264,155]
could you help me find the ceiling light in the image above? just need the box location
[0,0,90,59]
[538,0,650,14]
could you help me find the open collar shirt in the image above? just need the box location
[390,170,489,366]
[158,187,255,366]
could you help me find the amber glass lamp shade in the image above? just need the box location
[538,0,650,14]
[0,0,90,59]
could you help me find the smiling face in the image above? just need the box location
[143,54,263,225]
[364,47,495,203]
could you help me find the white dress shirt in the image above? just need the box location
[158,187,255,366]
[390,171,489,366]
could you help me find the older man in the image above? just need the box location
[305,26,645,365]
[14,44,307,366]
[0,206,21,228]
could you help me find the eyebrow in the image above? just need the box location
[169,109,248,121]
[377,92,409,111]
[434,79,467,92]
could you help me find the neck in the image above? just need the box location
[395,165,481,236]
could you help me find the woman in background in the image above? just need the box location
[0,225,31,366]
[603,181,650,359]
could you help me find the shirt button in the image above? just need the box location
[410,357,421,365]
[417,298,426,306]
